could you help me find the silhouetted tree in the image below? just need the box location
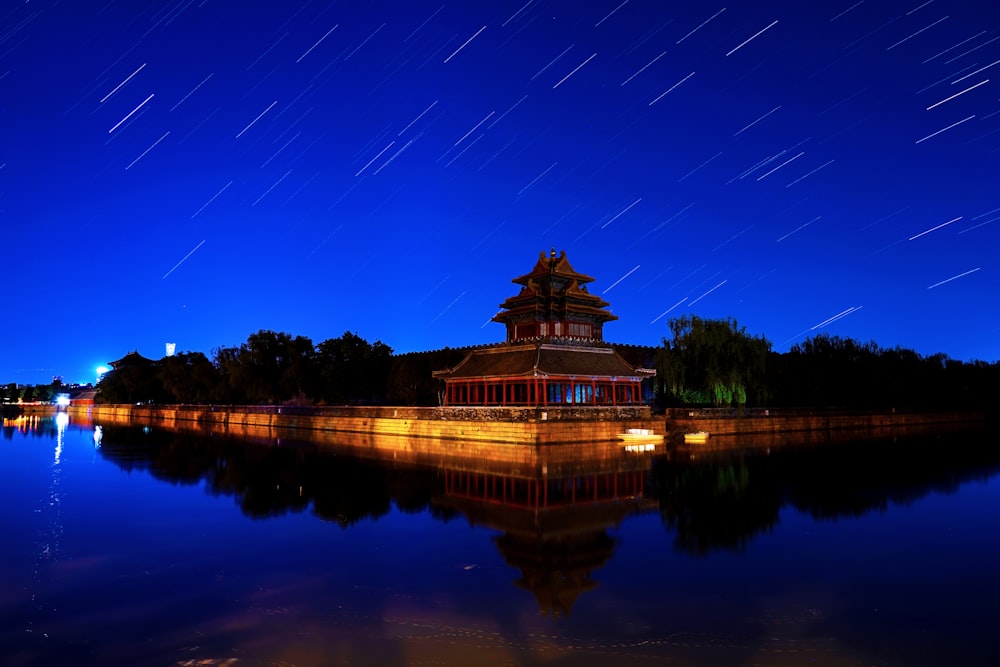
[778,335,882,407]
[315,331,393,404]
[157,352,222,403]
[211,345,243,403]
[213,330,316,404]
[764,334,1000,410]
[387,347,468,406]
[656,315,771,408]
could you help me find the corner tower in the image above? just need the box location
[433,249,654,407]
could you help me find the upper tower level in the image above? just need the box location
[492,248,618,344]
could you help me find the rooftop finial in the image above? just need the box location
[550,246,557,258]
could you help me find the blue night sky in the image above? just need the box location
[2,1,999,385]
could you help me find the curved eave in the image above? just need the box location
[511,255,595,286]
[434,344,655,381]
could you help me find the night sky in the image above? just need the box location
[3,1,999,385]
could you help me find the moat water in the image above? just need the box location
[2,413,999,666]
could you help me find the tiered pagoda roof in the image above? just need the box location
[493,248,617,345]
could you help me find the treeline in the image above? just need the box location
[2,379,68,404]
[654,316,999,412]
[98,330,395,406]
[765,335,996,410]
[80,317,1000,410]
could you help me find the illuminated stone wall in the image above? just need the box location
[76,404,661,445]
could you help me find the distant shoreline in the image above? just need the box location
[663,406,988,451]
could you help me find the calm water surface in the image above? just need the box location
[1,413,998,666]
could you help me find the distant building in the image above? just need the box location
[67,387,97,406]
[433,249,655,406]
[108,350,156,371]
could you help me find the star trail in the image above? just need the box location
[1,1,998,384]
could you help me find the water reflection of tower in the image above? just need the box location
[436,454,658,617]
